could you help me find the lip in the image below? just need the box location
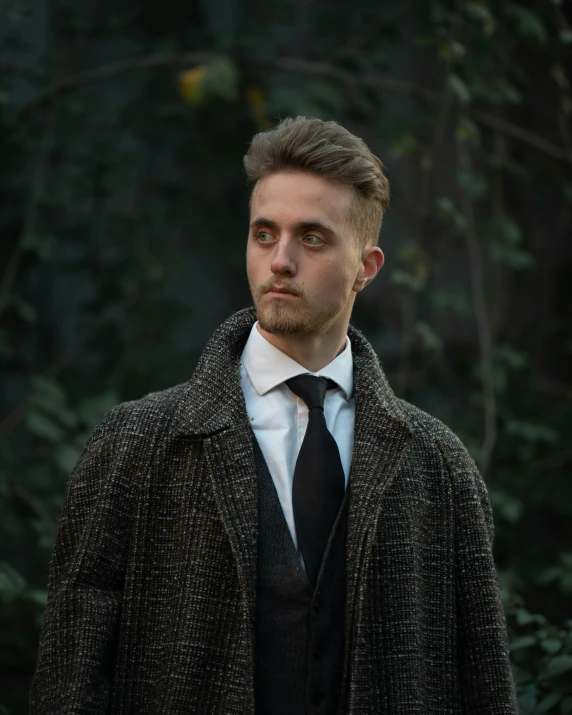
[265,288,298,297]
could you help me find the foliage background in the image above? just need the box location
[1,0,571,712]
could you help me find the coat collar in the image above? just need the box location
[171,305,410,436]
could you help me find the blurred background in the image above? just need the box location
[1,0,571,712]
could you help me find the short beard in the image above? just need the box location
[254,293,344,337]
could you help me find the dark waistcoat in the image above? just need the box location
[252,429,350,715]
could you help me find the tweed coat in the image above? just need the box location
[29,306,518,715]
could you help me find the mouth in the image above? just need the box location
[264,287,298,297]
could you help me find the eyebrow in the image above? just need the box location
[249,216,337,236]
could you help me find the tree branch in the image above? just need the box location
[457,140,497,476]
[0,101,59,318]
[17,53,572,166]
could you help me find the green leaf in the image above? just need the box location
[541,654,572,679]
[448,74,471,104]
[464,2,497,35]
[489,243,534,270]
[54,444,83,474]
[495,344,527,370]
[27,588,48,607]
[13,299,37,323]
[390,269,425,292]
[29,375,66,408]
[504,4,548,45]
[537,692,561,712]
[510,634,537,650]
[490,489,523,524]
[537,566,563,585]
[515,608,548,626]
[560,573,572,595]
[457,169,488,199]
[21,232,57,261]
[504,420,559,443]
[541,638,562,655]
[0,562,27,604]
[77,392,118,428]
[436,196,468,231]
[429,289,471,315]
[415,321,443,353]
[203,55,240,102]
[24,411,65,443]
[455,117,480,145]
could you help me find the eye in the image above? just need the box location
[304,234,324,246]
[256,231,273,243]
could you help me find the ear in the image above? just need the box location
[353,246,384,292]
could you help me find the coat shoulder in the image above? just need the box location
[397,397,494,539]
[396,398,483,487]
[397,398,473,460]
[93,380,191,445]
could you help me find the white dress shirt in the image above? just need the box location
[239,321,355,570]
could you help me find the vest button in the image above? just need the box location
[313,598,321,613]
[310,690,324,705]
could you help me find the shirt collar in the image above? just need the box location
[240,321,353,399]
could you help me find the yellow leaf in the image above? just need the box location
[246,86,272,130]
[178,66,207,107]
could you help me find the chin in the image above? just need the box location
[256,299,340,338]
[256,300,313,336]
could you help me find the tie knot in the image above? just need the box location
[285,374,336,410]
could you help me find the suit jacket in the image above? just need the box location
[29,306,518,715]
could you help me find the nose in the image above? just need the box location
[270,236,297,277]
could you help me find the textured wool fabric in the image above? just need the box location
[29,305,518,715]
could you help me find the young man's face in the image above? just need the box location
[246,170,367,338]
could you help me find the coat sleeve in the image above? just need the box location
[29,402,135,715]
[444,437,518,714]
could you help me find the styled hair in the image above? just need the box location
[243,116,390,250]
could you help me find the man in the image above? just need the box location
[30,116,518,714]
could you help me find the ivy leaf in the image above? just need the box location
[24,411,65,443]
[390,269,425,292]
[504,420,559,443]
[537,692,561,712]
[510,635,537,650]
[541,654,572,679]
[540,638,562,655]
[415,321,443,353]
[0,562,27,605]
[202,55,239,102]
[504,4,548,45]
[448,74,471,104]
[457,169,488,199]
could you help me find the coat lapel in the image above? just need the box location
[340,335,413,705]
[171,309,260,633]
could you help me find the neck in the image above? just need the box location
[256,321,348,373]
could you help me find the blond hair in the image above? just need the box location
[243,116,390,249]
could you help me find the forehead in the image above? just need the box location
[250,171,353,227]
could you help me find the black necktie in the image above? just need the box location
[284,374,346,588]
